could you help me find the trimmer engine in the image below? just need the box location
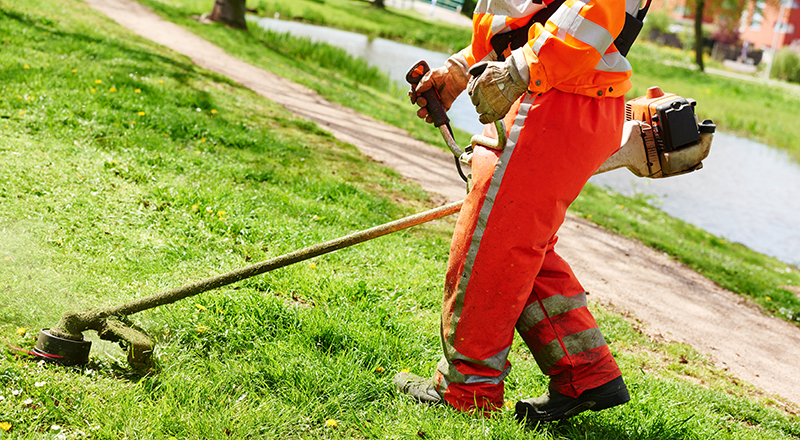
[623,86,716,178]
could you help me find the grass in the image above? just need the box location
[1,0,800,438]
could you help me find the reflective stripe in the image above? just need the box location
[442,342,513,372]
[626,0,641,15]
[516,292,588,335]
[531,30,553,55]
[533,327,608,373]
[549,0,613,55]
[437,354,512,385]
[448,94,537,345]
[491,15,508,35]
[563,327,607,356]
[595,51,632,72]
[534,338,567,372]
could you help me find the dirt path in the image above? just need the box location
[84,0,800,409]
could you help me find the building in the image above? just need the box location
[740,0,800,51]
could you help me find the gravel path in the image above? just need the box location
[84,0,800,409]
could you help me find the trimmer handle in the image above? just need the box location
[406,60,450,128]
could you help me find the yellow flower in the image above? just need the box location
[0,422,12,432]
[325,419,338,428]
[138,111,145,116]
[16,327,27,336]
[3,256,10,261]
[90,88,96,93]
[72,69,77,73]
[130,121,136,124]
[217,210,226,217]
[196,304,207,311]
[23,65,30,69]
[200,137,206,142]
[375,366,385,373]
[196,325,209,333]
[109,87,117,92]
[95,79,102,84]
[766,296,772,301]
[192,204,199,212]
[210,109,217,114]
[400,368,410,373]
[18,110,24,115]
[134,89,141,93]
[158,79,164,84]
[309,263,317,269]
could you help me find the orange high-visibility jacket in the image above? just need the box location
[461,0,633,98]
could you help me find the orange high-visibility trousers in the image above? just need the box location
[434,89,625,412]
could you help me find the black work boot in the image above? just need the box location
[393,372,443,404]
[514,375,630,424]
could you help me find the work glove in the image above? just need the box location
[409,53,470,124]
[467,51,530,124]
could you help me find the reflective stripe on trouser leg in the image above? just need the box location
[515,240,622,398]
[435,89,625,410]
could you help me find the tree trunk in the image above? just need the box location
[694,0,705,71]
[209,0,248,30]
[373,0,385,8]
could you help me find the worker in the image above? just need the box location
[394,0,635,423]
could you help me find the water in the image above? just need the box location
[254,17,800,266]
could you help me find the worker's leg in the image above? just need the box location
[431,90,625,412]
[516,243,622,397]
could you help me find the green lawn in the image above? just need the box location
[1,0,799,438]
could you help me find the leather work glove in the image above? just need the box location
[467,52,530,124]
[409,53,470,124]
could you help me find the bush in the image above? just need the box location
[642,11,672,36]
[770,48,800,83]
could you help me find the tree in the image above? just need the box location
[208,0,248,30]
[694,0,705,70]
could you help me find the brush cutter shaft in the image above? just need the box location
[106,200,464,317]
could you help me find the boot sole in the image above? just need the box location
[515,385,630,423]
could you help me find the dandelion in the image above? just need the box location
[400,368,410,373]
[95,79,102,84]
[196,325,209,333]
[309,263,317,269]
[158,79,164,84]
[90,88,96,93]
[23,65,30,69]
[325,419,338,428]
[138,111,145,116]
[192,204,199,212]
[210,109,217,114]
[130,121,136,124]
[196,304,207,311]
[18,110,24,115]
[200,137,206,142]
[217,210,226,217]
[16,327,26,335]
[375,366,385,373]
[0,422,12,432]
[766,296,772,301]
[134,89,141,93]
[72,69,77,73]
[109,87,117,92]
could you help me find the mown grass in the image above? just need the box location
[1,0,800,438]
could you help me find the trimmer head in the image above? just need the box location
[32,328,92,366]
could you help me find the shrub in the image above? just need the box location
[770,47,800,83]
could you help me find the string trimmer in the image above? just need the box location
[30,61,714,368]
